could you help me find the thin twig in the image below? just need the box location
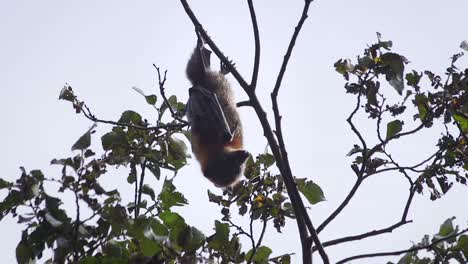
[153,64,189,125]
[80,103,186,131]
[136,161,147,217]
[336,228,468,264]
[317,93,366,233]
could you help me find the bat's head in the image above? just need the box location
[203,150,249,188]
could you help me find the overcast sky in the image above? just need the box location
[1,1,467,263]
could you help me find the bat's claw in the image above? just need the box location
[220,58,235,75]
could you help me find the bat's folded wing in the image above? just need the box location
[186,86,233,144]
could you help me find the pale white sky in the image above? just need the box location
[1,1,467,263]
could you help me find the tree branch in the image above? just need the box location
[247,0,260,91]
[179,0,249,91]
[179,1,328,263]
[313,221,411,252]
[336,228,468,264]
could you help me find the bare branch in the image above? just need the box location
[271,0,312,98]
[247,0,261,90]
[336,228,468,264]
[313,221,411,252]
[317,178,363,234]
[237,100,253,107]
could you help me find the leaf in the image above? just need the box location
[438,217,455,237]
[184,226,205,252]
[258,153,275,168]
[461,40,468,51]
[146,163,161,180]
[208,220,229,251]
[58,86,75,102]
[118,110,142,124]
[145,95,157,105]
[72,124,96,151]
[453,113,468,133]
[158,180,188,210]
[101,128,128,151]
[140,238,161,257]
[346,144,362,156]
[141,184,155,201]
[381,52,405,94]
[132,87,158,105]
[159,211,185,229]
[245,246,272,264]
[16,241,33,264]
[386,120,403,139]
[296,178,325,205]
[455,235,468,258]
[0,178,12,189]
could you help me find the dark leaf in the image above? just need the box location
[141,184,155,201]
[381,52,405,94]
[72,124,96,151]
[460,40,468,51]
[16,241,33,264]
[118,110,142,124]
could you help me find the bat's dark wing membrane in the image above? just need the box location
[186,86,233,144]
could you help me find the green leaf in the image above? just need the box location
[386,120,403,139]
[16,241,33,264]
[78,257,99,264]
[453,113,468,133]
[0,178,12,189]
[438,217,455,237]
[258,153,275,168]
[296,178,325,205]
[118,110,142,124]
[167,136,188,161]
[246,246,272,264]
[72,124,96,151]
[456,235,468,258]
[184,226,205,252]
[158,180,188,210]
[140,238,161,257]
[101,128,128,151]
[269,254,291,264]
[208,220,230,251]
[160,211,185,229]
[145,95,157,105]
[141,184,155,201]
